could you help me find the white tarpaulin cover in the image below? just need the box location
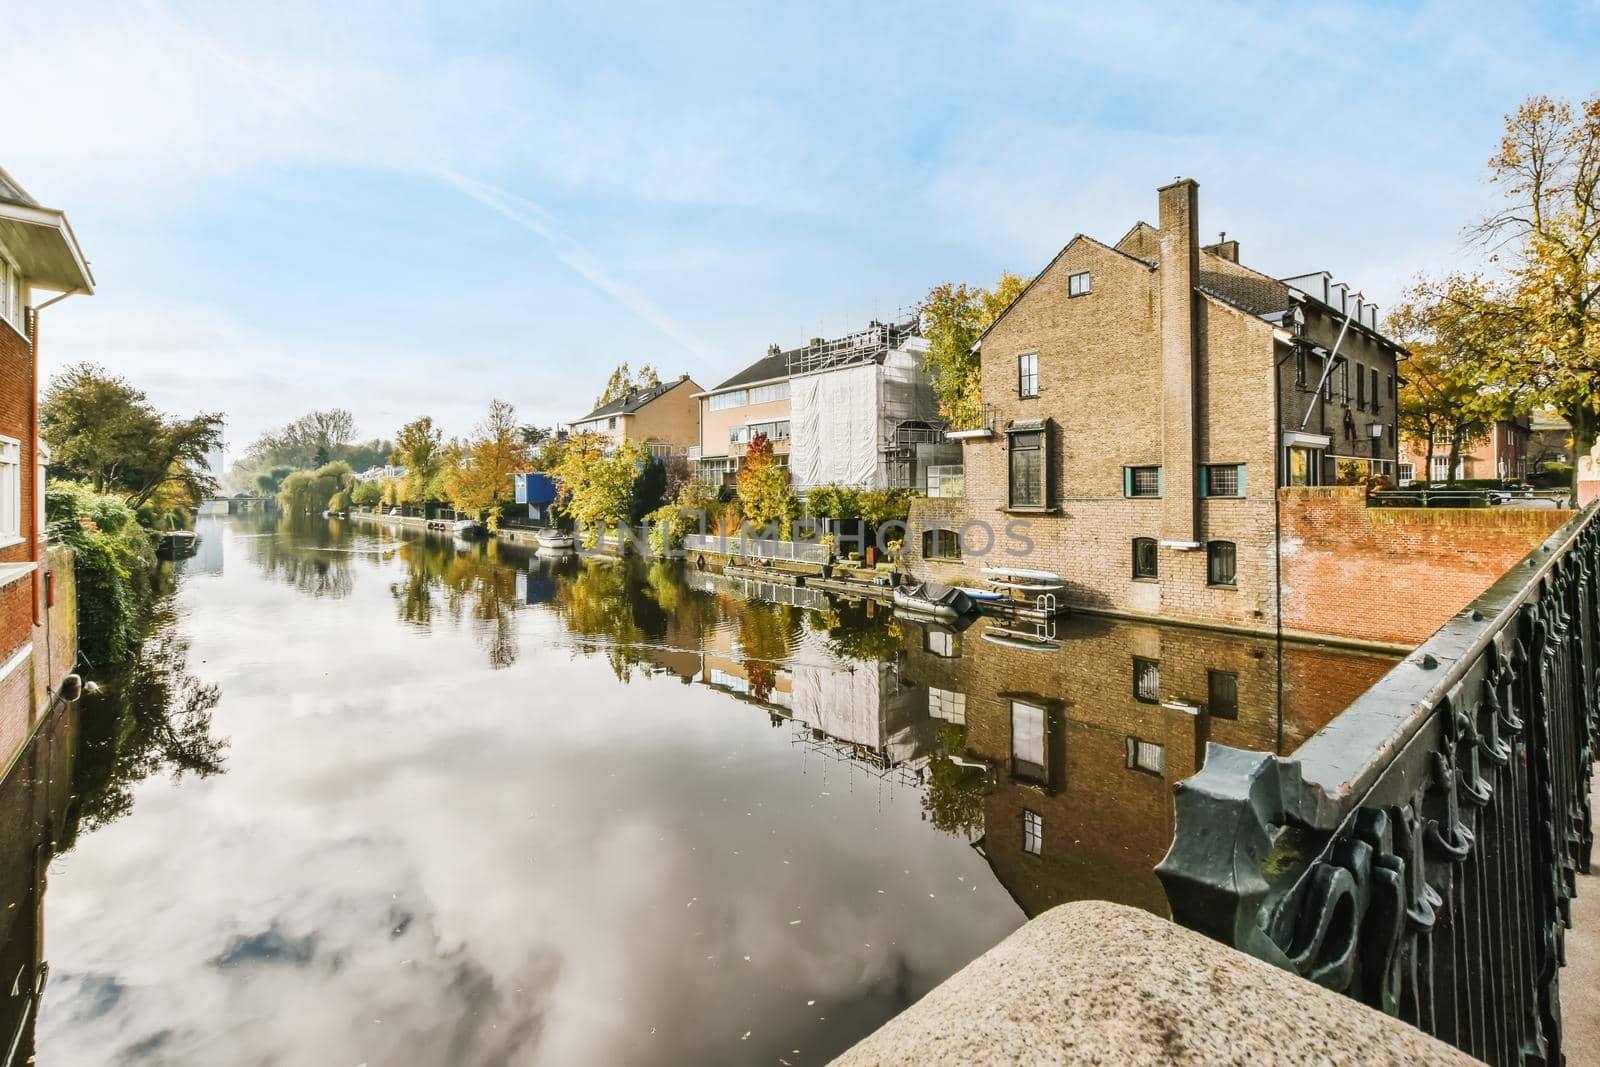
[789,362,880,490]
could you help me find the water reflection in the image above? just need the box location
[0,701,80,1064]
[74,570,226,830]
[27,518,1399,1065]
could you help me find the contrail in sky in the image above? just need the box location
[436,168,715,363]
[139,0,716,365]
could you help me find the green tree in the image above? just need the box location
[351,479,384,507]
[736,433,797,533]
[41,363,225,508]
[921,273,1029,429]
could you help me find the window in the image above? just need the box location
[1017,352,1039,398]
[1370,368,1381,412]
[1132,537,1158,580]
[1124,465,1162,497]
[1126,738,1166,776]
[1022,810,1044,855]
[925,630,956,658]
[1068,271,1092,298]
[1397,462,1415,485]
[928,687,966,722]
[1207,541,1237,586]
[1285,446,1322,487]
[1431,455,1464,481]
[1208,670,1239,719]
[1011,701,1047,779]
[0,437,19,545]
[607,416,617,429]
[1356,363,1366,409]
[0,256,17,326]
[1201,463,1245,498]
[709,389,747,411]
[1388,374,1396,401]
[1008,430,1045,508]
[1133,657,1161,704]
[1295,348,1307,387]
[1339,361,1350,403]
[921,527,962,560]
[748,382,789,405]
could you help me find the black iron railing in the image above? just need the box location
[1158,502,1597,1065]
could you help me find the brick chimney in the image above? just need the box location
[1157,178,1200,546]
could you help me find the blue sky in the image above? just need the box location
[5,0,1598,455]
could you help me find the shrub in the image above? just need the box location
[45,481,158,665]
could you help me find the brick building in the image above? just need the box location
[907,178,1405,632]
[1397,415,1531,484]
[0,166,93,772]
[896,612,1398,917]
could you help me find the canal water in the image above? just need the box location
[9,515,1400,1065]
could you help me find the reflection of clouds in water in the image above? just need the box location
[40,521,1019,1065]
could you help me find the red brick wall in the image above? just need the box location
[1279,487,1571,646]
[0,314,33,570]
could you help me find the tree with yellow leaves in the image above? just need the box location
[1388,273,1525,485]
[1470,94,1600,491]
[441,399,530,528]
[550,432,645,533]
[736,433,798,535]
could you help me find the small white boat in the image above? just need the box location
[953,586,1005,602]
[893,581,974,621]
[535,530,575,550]
[452,519,487,539]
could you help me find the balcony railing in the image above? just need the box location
[1157,502,1598,1064]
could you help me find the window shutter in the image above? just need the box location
[1123,468,1132,497]
[1236,464,1247,496]
[1199,466,1209,496]
[1157,467,1165,497]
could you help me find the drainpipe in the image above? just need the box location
[27,290,83,626]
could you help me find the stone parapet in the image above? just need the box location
[831,900,1475,1065]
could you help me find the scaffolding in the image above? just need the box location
[784,319,920,377]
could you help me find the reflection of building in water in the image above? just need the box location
[185,517,226,576]
[0,702,79,1064]
[683,582,941,776]
[898,613,1397,917]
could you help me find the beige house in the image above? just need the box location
[567,374,702,456]
[692,347,794,486]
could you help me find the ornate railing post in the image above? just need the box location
[1158,503,1600,1066]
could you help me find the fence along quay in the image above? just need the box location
[1157,501,1597,1065]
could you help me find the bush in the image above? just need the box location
[351,480,383,507]
[45,481,158,665]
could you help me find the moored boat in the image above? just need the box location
[535,529,575,550]
[452,519,487,539]
[892,581,974,621]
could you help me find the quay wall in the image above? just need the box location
[1278,487,1571,646]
